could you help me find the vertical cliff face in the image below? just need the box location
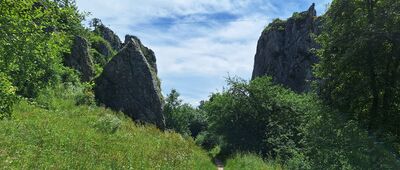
[94,36,165,128]
[252,4,320,92]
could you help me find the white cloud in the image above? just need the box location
[75,0,332,105]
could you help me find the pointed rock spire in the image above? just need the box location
[95,36,165,128]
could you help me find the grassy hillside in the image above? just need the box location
[0,86,215,169]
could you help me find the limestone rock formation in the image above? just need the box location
[124,35,158,73]
[64,36,95,82]
[252,4,320,92]
[95,24,122,51]
[94,36,165,128]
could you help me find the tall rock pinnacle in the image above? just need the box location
[94,36,165,128]
[252,4,320,92]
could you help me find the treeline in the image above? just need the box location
[164,0,400,169]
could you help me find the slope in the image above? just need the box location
[0,85,215,169]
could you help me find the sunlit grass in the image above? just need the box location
[0,87,215,169]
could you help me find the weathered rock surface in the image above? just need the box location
[252,4,320,92]
[94,36,165,128]
[64,36,95,82]
[124,35,158,73]
[95,24,122,51]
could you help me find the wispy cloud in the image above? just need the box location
[76,0,331,105]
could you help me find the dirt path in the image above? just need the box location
[215,159,224,170]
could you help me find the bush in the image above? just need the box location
[94,113,122,134]
[0,73,17,119]
[203,76,311,160]
[75,82,96,106]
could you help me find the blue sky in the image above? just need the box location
[76,0,331,105]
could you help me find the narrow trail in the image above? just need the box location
[215,159,224,170]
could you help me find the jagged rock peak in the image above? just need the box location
[124,35,158,73]
[64,36,95,82]
[94,24,122,51]
[251,4,320,92]
[94,36,165,128]
[308,3,316,16]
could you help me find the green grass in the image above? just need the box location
[225,153,283,170]
[0,85,215,169]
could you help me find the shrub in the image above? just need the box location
[0,73,17,119]
[94,113,122,134]
[75,82,96,106]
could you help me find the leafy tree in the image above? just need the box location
[203,77,312,160]
[0,0,85,98]
[164,89,207,137]
[315,0,400,135]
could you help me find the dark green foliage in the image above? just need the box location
[0,73,17,119]
[164,89,208,137]
[303,103,400,169]
[203,77,310,160]
[315,0,400,137]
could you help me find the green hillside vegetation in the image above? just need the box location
[0,85,215,169]
[1,0,400,169]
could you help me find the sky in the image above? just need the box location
[75,0,331,106]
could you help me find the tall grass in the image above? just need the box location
[225,153,283,170]
[0,84,215,169]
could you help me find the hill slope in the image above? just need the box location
[0,86,215,169]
